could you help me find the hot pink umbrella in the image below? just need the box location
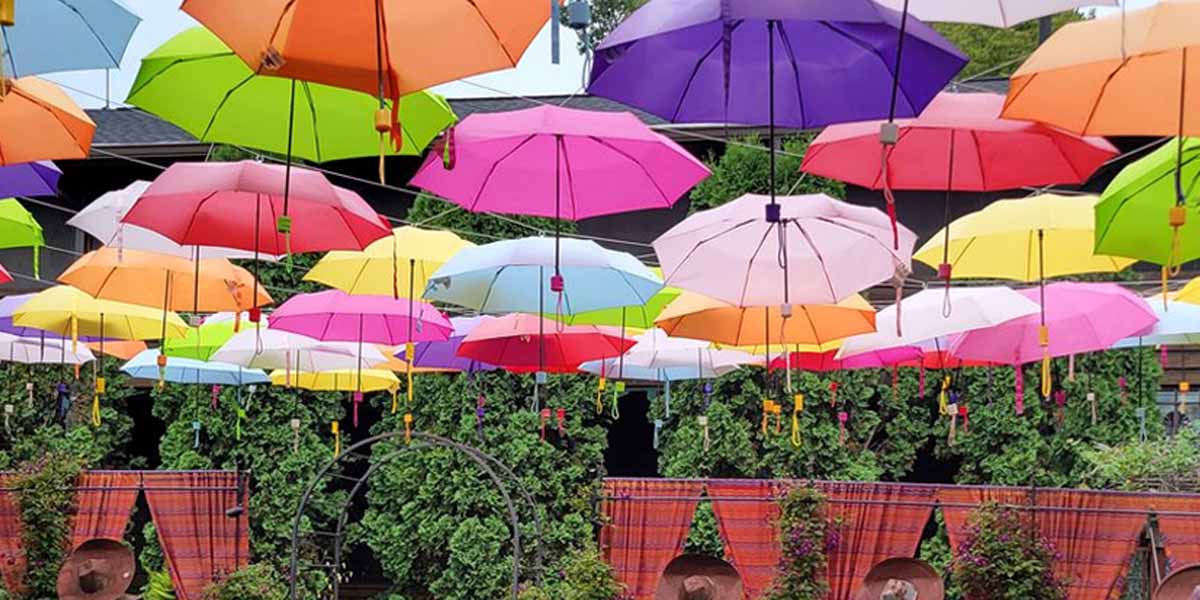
[268,290,452,346]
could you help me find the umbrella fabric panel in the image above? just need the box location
[0,78,95,165]
[0,0,140,76]
[0,162,60,197]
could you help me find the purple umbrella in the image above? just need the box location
[0,162,60,197]
[398,316,498,373]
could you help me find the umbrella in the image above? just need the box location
[57,247,272,313]
[11,286,189,347]
[0,0,140,77]
[122,349,269,386]
[0,161,59,197]
[769,347,922,371]
[0,332,94,365]
[425,237,663,315]
[1174,275,1200,306]
[0,293,89,339]
[68,181,285,261]
[836,287,1041,359]
[161,319,252,362]
[654,193,915,307]
[376,355,458,375]
[397,316,496,373]
[270,290,452,345]
[555,269,681,329]
[86,340,146,361]
[655,292,876,348]
[1112,301,1200,349]
[127,27,458,163]
[874,0,1116,28]
[0,198,41,276]
[212,328,383,373]
[950,282,1158,397]
[0,77,95,164]
[578,328,757,381]
[269,369,399,393]
[0,264,11,285]
[304,226,474,298]
[457,314,635,375]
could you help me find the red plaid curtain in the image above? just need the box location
[1033,490,1147,600]
[939,486,1033,550]
[70,471,140,550]
[0,475,24,594]
[143,472,249,600]
[1146,493,1200,569]
[601,478,703,600]
[819,482,936,600]
[708,479,786,599]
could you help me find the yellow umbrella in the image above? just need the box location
[1172,277,1200,306]
[913,194,1135,282]
[655,292,875,347]
[269,368,400,392]
[304,226,473,298]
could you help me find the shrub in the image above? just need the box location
[950,503,1067,600]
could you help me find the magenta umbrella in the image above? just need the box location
[269,290,452,345]
[950,282,1156,402]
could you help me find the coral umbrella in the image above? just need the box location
[86,340,146,361]
[0,77,95,164]
[0,161,59,197]
[457,314,635,376]
[305,226,474,298]
[57,247,272,313]
[770,347,922,371]
[873,0,1115,28]
[0,0,140,77]
[654,194,915,307]
[655,292,876,348]
[397,316,496,373]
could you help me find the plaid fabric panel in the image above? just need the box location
[601,478,703,600]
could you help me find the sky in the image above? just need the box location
[47,0,1158,109]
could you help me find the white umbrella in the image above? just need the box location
[1113,300,1200,348]
[68,181,283,260]
[836,286,1040,359]
[874,0,1116,28]
[211,328,386,373]
[0,332,94,365]
[578,328,758,381]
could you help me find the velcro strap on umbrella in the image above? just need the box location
[938,376,951,416]
[1055,390,1067,426]
[211,385,221,411]
[1068,354,1076,381]
[698,415,711,452]
[26,382,33,408]
[879,143,900,250]
[391,386,398,415]
[791,394,803,448]
[1014,366,1025,415]
[838,411,848,445]
[829,381,838,407]
[663,379,671,418]
[1161,346,1169,368]
[918,364,926,397]
[1088,392,1098,425]
[291,418,301,454]
[556,408,566,437]
[948,395,959,446]
[406,342,415,405]
[74,363,80,381]
[761,399,770,436]
[331,421,340,457]
[652,418,662,449]
[352,391,363,428]
[236,407,246,441]
[540,408,550,442]
[91,394,101,427]
[611,383,622,419]
[595,376,606,415]
[3,404,10,435]
[960,403,969,433]
[1039,325,1052,398]
[193,421,202,449]
[70,315,78,354]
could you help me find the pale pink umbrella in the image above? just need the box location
[653,193,916,307]
[950,282,1157,407]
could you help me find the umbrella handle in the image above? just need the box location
[331,421,341,456]
[698,415,710,453]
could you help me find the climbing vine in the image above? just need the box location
[764,485,836,600]
[8,451,83,599]
[950,503,1068,600]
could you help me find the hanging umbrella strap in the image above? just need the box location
[698,415,710,453]
[790,394,803,448]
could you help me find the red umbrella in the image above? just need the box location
[768,347,921,372]
[0,264,12,285]
[457,313,634,374]
[900,350,998,371]
[122,160,392,256]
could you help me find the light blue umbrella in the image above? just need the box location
[1113,300,1199,349]
[121,349,269,386]
[1,0,140,77]
[423,237,663,315]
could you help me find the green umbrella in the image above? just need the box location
[1095,138,1200,269]
[555,286,682,329]
[126,27,457,162]
[0,199,43,277]
[162,318,245,361]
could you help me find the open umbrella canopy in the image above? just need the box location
[655,194,915,307]
[457,314,635,373]
[836,287,1040,359]
[0,161,60,197]
[0,78,95,164]
[398,316,496,373]
[0,332,95,365]
[58,247,272,313]
[0,0,140,76]
[655,292,876,347]
[1094,139,1200,267]
[801,93,1118,192]
[1002,0,1200,137]
[914,194,1136,282]
[122,349,269,386]
[0,198,43,274]
[579,328,757,381]
[554,268,681,329]
[769,347,922,371]
[269,369,399,393]
[586,0,965,128]
[127,27,458,161]
[424,237,663,315]
[182,0,548,100]
[1112,300,1200,349]
[213,328,383,372]
[410,105,710,220]
[86,340,146,360]
[1174,275,1200,306]
[269,290,452,345]
[12,286,189,342]
[161,318,256,362]
[305,227,474,298]
[0,264,11,286]
[874,0,1115,28]
[121,161,392,255]
[950,283,1158,366]
[68,181,284,261]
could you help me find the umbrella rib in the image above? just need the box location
[300,81,325,163]
[1080,62,1127,136]
[200,74,257,141]
[1094,146,1200,251]
[968,130,987,190]
[54,0,123,65]
[477,265,509,313]
[794,220,845,301]
[799,304,821,346]
[587,136,673,207]
[670,20,740,122]
[1,25,16,75]
[462,0,518,66]
[470,135,537,212]
[819,21,917,115]
[774,23,808,127]
[559,135,581,219]
[663,219,759,284]
[738,224,776,307]
[178,191,221,246]
[12,87,91,153]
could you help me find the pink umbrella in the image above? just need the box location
[653,193,916,307]
[268,290,452,345]
[950,282,1156,402]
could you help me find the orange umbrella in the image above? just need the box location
[87,340,148,360]
[0,77,95,165]
[58,247,272,313]
[1002,0,1200,137]
[654,292,877,347]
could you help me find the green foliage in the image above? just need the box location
[407,192,575,244]
[950,503,1068,600]
[569,0,647,52]
[140,569,177,600]
[517,548,624,600]
[9,451,83,599]
[200,563,286,600]
[689,135,845,212]
[918,512,961,600]
[1078,426,1200,491]
[355,371,607,599]
[683,503,725,559]
[935,12,1087,81]
[765,485,833,600]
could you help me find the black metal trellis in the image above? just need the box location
[287,432,543,600]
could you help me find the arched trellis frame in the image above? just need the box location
[287,431,544,599]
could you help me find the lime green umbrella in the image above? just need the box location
[162,318,251,361]
[126,27,457,162]
[556,285,682,328]
[0,199,43,277]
